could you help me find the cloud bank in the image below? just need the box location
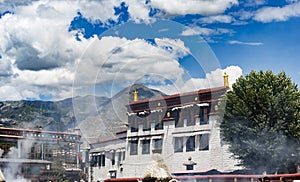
[3,0,295,101]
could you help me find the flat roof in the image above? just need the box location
[128,86,228,106]
[0,158,53,164]
[0,127,81,136]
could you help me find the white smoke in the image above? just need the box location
[1,147,27,182]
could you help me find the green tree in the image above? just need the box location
[220,70,300,174]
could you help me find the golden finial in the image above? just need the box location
[133,90,138,102]
[223,72,229,87]
[167,112,170,117]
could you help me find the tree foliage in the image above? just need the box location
[220,70,300,174]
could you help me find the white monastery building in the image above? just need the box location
[89,74,241,181]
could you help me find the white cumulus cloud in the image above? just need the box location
[73,36,189,97]
[149,65,243,95]
[254,2,300,22]
[200,15,234,24]
[0,86,22,101]
[0,0,244,101]
[181,26,234,37]
[148,0,238,16]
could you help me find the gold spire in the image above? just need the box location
[133,90,138,102]
[223,72,229,87]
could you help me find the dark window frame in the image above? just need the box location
[101,154,105,166]
[130,140,138,155]
[130,116,138,132]
[155,113,163,130]
[174,137,183,153]
[142,140,151,154]
[175,110,184,128]
[186,108,196,126]
[199,134,209,151]
[111,151,115,166]
[186,136,195,152]
[199,107,209,125]
[142,116,151,131]
[153,138,163,153]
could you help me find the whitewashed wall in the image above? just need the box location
[121,114,241,178]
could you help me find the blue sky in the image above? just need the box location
[0,0,299,101]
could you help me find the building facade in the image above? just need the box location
[89,77,241,181]
[89,130,127,182]
[0,126,82,181]
[124,86,240,177]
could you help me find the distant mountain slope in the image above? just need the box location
[78,84,167,143]
[0,84,167,143]
[0,96,110,131]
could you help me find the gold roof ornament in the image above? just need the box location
[133,90,138,102]
[223,72,229,87]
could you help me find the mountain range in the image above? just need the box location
[0,84,166,143]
